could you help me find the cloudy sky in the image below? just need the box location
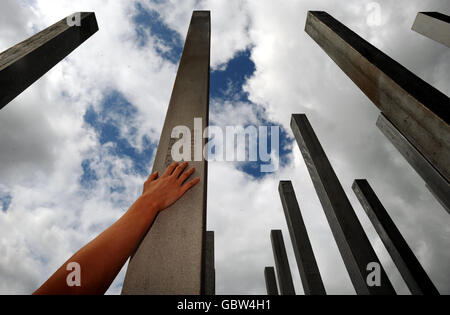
[0,0,449,295]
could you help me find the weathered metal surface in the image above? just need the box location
[291,114,396,295]
[305,11,450,184]
[376,113,450,214]
[412,12,450,47]
[353,179,440,295]
[0,12,98,109]
[270,230,295,295]
[278,180,326,295]
[264,266,279,296]
[204,231,215,295]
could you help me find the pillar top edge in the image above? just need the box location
[193,10,211,16]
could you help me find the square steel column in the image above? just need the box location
[278,181,326,295]
[264,266,279,295]
[204,231,215,295]
[305,11,450,184]
[376,113,450,214]
[0,12,98,110]
[352,179,440,295]
[291,114,396,295]
[122,11,210,295]
[412,12,450,48]
[270,230,295,295]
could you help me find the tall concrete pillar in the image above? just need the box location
[426,185,450,214]
[0,12,98,110]
[376,113,450,214]
[122,11,210,295]
[270,230,295,295]
[264,266,279,295]
[412,12,450,48]
[352,179,440,295]
[204,231,215,295]
[278,181,326,295]
[291,114,396,295]
[305,11,450,185]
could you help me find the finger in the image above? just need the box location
[172,161,189,178]
[147,171,158,182]
[178,166,195,183]
[181,177,200,194]
[162,162,179,177]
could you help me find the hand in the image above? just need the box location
[141,162,200,213]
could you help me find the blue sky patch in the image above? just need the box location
[209,49,292,178]
[133,2,183,63]
[82,91,156,188]
[211,50,255,101]
[0,193,12,212]
[80,159,98,189]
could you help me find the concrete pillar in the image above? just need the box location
[291,114,396,295]
[264,266,279,295]
[305,11,450,185]
[0,12,98,110]
[376,113,450,215]
[122,11,210,295]
[412,12,450,47]
[426,185,450,214]
[278,181,326,295]
[352,179,440,295]
[204,231,215,295]
[270,230,295,295]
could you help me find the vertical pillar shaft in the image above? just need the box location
[264,266,279,295]
[412,12,450,48]
[352,179,440,295]
[122,11,210,295]
[291,114,396,295]
[0,12,98,109]
[305,11,450,184]
[270,230,295,295]
[426,185,450,214]
[376,113,450,214]
[204,231,215,295]
[278,181,326,295]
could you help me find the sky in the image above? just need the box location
[0,0,449,295]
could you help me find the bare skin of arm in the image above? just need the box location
[33,161,200,295]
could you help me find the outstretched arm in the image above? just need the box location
[33,162,199,295]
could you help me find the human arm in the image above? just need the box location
[33,162,199,295]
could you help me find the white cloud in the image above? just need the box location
[139,0,252,68]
